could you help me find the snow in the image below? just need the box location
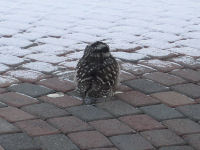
[136,48,177,58]
[0,46,32,57]
[0,75,19,88]
[0,55,24,66]
[28,44,67,55]
[22,62,58,73]
[25,53,66,64]
[0,0,199,78]
[0,64,9,73]
[112,52,148,62]
[6,70,45,81]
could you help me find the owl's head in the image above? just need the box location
[83,41,110,58]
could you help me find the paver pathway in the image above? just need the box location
[0,0,200,149]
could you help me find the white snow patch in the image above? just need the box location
[25,53,66,64]
[112,52,147,62]
[136,48,177,58]
[65,51,83,61]
[0,55,24,66]
[169,47,200,57]
[0,64,9,73]
[0,75,19,88]
[6,70,44,81]
[59,61,78,69]
[22,62,58,73]
[0,46,32,56]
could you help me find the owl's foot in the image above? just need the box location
[83,97,97,105]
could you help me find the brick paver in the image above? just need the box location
[116,91,159,107]
[97,100,141,117]
[119,114,165,131]
[39,94,82,108]
[110,134,154,150]
[140,104,184,121]
[0,133,40,150]
[8,83,54,97]
[15,119,59,136]
[0,106,35,122]
[89,119,134,136]
[0,118,20,134]
[172,83,200,99]
[176,104,200,121]
[151,91,195,107]
[0,102,7,108]
[171,69,200,82]
[141,129,185,147]
[34,134,79,150]
[38,77,75,92]
[68,131,113,149]
[67,105,113,121]
[124,79,169,94]
[0,0,200,149]
[0,92,39,107]
[21,103,69,119]
[184,134,200,150]
[159,145,195,150]
[143,72,186,86]
[48,116,92,133]
[163,118,200,135]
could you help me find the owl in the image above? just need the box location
[75,41,119,104]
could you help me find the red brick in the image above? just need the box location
[143,72,186,86]
[116,84,132,92]
[0,106,35,122]
[47,116,92,133]
[171,69,200,82]
[139,59,182,72]
[163,119,200,135]
[119,71,136,82]
[119,114,164,131]
[0,145,4,150]
[0,88,6,94]
[89,119,134,136]
[116,91,159,107]
[196,98,200,103]
[39,94,82,108]
[0,92,39,107]
[141,129,185,147]
[68,131,112,149]
[151,91,195,107]
[15,119,59,137]
[38,77,75,92]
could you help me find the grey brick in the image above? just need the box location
[172,83,200,98]
[141,129,185,147]
[67,105,113,121]
[184,133,200,150]
[124,79,169,94]
[21,103,69,119]
[8,83,54,97]
[159,145,195,150]
[110,134,154,150]
[140,104,184,121]
[0,133,40,150]
[34,134,79,150]
[0,102,7,108]
[0,118,20,134]
[176,104,200,121]
[97,100,141,117]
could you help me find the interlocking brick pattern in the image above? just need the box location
[0,0,200,149]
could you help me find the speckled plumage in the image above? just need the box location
[76,41,119,103]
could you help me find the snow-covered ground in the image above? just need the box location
[0,0,200,82]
